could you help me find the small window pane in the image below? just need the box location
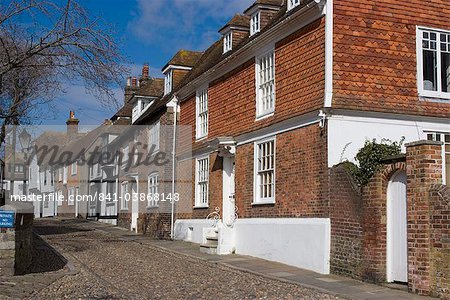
[441,52,450,93]
[423,50,437,91]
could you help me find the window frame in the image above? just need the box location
[63,166,68,184]
[121,145,129,169]
[194,156,209,208]
[71,161,77,175]
[121,181,129,210]
[416,26,450,100]
[148,121,161,153]
[68,187,75,206]
[255,48,276,119]
[164,70,173,95]
[253,136,276,205]
[287,0,301,11]
[147,172,159,208]
[196,86,209,140]
[250,11,260,36]
[223,32,232,53]
[426,131,450,185]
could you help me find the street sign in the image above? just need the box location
[0,211,15,228]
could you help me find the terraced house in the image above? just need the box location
[71,0,449,297]
[128,0,449,297]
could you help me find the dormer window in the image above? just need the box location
[164,70,173,95]
[224,32,232,53]
[288,0,301,11]
[132,96,154,123]
[250,12,260,36]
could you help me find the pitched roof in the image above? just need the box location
[137,78,164,98]
[162,50,203,71]
[59,125,105,165]
[219,14,250,32]
[137,0,315,121]
[177,0,316,101]
[243,0,283,14]
[112,102,132,119]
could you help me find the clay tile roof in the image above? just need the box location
[163,50,203,71]
[113,102,132,119]
[244,0,283,14]
[219,14,250,32]
[255,0,283,6]
[138,78,164,98]
[178,40,223,88]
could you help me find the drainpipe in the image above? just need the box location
[324,0,333,108]
[169,96,179,239]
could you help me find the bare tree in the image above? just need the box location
[0,0,128,145]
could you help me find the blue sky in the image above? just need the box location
[49,0,254,125]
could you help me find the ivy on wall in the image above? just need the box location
[344,138,405,187]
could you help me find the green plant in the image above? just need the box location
[346,137,405,187]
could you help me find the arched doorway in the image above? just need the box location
[386,170,408,283]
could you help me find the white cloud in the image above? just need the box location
[128,0,254,52]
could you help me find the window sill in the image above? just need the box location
[255,111,274,121]
[147,206,159,210]
[419,93,450,102]
[193,205,209,209]
[195,135,208,142]
[251,200,275,206]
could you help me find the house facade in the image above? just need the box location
[148,0,450,292]
[12,0,448,297]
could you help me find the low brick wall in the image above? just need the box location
[138,212,171,238]
[428,184,450,299]
[330,140,448,298]
[0,227,15,276]
[329,163,363,278]
[0,203,34,276]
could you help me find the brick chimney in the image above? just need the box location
[66,111,79,140]
[142,63,149,80]
[124,76,139,104]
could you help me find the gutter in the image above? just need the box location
[324,0,333,108]
[168,95,179,239]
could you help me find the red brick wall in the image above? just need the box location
[179,18,325,151]
[235,124,328,218]
[329,163,363,278]
[174,152,223,221]
[429,184,450,299]
[406,140,443,295]
[361,161,406,282]
[333,0,450,118]
[329,158,407,282]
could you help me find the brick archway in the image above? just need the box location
[361,160,406,282]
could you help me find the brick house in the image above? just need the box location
[113,56,199,234]
[134,0,450,295]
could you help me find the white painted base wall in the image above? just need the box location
[235,218,330,274]
[174,219,217,244]
[174,218,331,274]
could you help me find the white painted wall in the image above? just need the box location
[174,218,331,275]
[328,112,450,167]
[174,219,218,244]
[235,218,330,274]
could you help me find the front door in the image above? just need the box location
[387,171,408,283]
[222,156,235,226]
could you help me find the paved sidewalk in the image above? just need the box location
[92,222,435,300]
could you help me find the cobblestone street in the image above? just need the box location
[22,218,342,300]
